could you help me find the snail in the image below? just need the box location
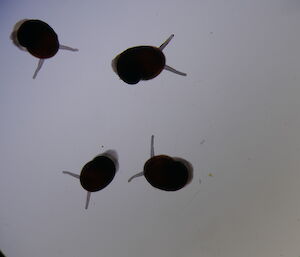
[63,150,118,209]
[112,34,186,84]
[11,19,78,79]
[128,135,192,191]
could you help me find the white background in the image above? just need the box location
[1,0,300,256]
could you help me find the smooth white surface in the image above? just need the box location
[1,0,300,256]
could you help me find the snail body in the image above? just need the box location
[112,35,186,84]
[11,19,78,79]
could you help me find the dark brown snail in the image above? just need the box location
[112,34,187,84]
[63,150,118,209]
[11,19,78,79]
[128,135,192,191]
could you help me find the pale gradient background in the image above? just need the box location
[1,0,300,256]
